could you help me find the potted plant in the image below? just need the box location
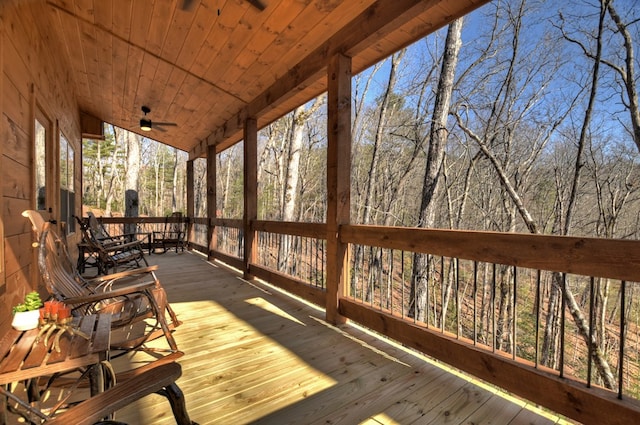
[11,291,43,331]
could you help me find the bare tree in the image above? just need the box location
[351,50,405,301]
[171,148,180,212]
[279,96,326,272]
[547,0,617,388]
[104,125,124,216]
[564,1,640,152]
[124,131,141,235]
[409,17,464,323]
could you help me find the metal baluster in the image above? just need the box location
[619,280,627,400]
[389,249,394,314]
[426,254,430,327]
[559,273,566,379]
[588,277,595,388]
[512,266,517,360]
[456,258,460,339]
[401,250,406,319]
[321,239,325,291]
[474,261,478,346]
[411,254,420,327]
[535,269,541,367]
[492,263,496,352]
[441,256,445,333]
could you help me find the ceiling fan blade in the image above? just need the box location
[181,0,197,11]
[153,122,178,127]
[246,0,266,11]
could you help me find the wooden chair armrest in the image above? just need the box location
[115,351,185,381]
[99,232,137,241]
[63,281,156,305]
[100,239,144,253]
[88,265,159,292]
[46,362,183,425]
[97,236,126,244]
[87,265,159,284]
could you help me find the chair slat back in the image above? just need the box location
[40,223,89,300]
[23,210,90,306]
[165,212,185,236]
[87,211,112,241]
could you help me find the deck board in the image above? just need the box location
[112,252,567,424]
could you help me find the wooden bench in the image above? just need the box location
[46,360,196,425]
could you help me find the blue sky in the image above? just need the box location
[351,0,640,154]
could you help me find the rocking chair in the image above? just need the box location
[78,213,149,275]
[153,212,188,253]
[22,210,181,353]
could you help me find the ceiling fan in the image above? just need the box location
[139,106,177,133]
[181,0,266,12]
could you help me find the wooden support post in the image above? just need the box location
[326,53,351,325]
[0,22,5,296]
[186,159,194,249]
[206,145,217,261]
[243,118,258,280]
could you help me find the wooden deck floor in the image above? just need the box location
[112,251,568,425]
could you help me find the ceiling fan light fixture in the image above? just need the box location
[140,118,152,131]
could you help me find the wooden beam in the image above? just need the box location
[186,159,194,219]
[0,18,5,297]
[186,159,194,248]
[325,53,351,325]
[243,118,257,280]
[206,144,217,261]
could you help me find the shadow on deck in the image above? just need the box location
[113,251,570,424]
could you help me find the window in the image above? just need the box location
[60,133,75,234]
[35,118,47,211]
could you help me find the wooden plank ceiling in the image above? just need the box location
[43,0,489,157]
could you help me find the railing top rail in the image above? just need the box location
[253,220,326,239]
[93,217,640,281]
[341,224,640,282]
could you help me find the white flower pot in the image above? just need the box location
[12,309,40,331]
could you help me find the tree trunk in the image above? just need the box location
[550,0,616,389]
[604,2,640,152]
[350,51,405,300]
[153,146,160,215]
[104,125,122,216]
[172,148,179,212]
[409,18,463,321]
[124,131,140,235]
[279,97,325,272]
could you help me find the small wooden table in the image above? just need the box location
[0,314,112,421]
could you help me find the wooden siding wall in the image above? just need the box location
[0,2,81,329]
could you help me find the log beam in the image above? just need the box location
[206,145,217,261]
[243,118,258,280]
[325,53,351,325]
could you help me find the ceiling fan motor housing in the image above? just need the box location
[140,117,152,131]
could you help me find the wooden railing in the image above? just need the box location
[251,220,326,307]
[95,215,640,424]
[340,225,640,424]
